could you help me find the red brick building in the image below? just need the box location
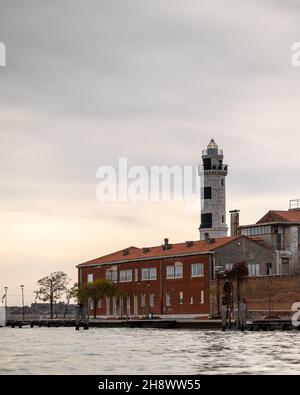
[77,236,269,319]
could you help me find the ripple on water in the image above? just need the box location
[0,328,300,374]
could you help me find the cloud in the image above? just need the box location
[0,0,300,302]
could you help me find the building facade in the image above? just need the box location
[78,240,212,319]
[199,139,228,240]
[77,236,274,318]
[240,200,300,274]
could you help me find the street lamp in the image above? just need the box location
[4,287,8,308]
[20,285,25,321]
[34,291,39,320]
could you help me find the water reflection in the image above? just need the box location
[0,328,299,374]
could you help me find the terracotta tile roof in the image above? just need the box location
[77,236,243,267]
[257,210,300,224]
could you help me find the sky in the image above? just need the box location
[0,0,300,305]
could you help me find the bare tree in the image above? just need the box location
[36,271,70,319]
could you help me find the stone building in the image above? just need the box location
[239,199,300,274]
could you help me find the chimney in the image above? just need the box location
[204,233,210,243]
[229,210,240,236]
[186,241,194,248]
[162,238,171,250]
[142,247,150,253]
[123,249,130,256]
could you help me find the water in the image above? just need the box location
[0,327,300,374]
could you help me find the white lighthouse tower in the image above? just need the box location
[199,139,228,240]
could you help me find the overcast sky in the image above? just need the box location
[1,0,300,304]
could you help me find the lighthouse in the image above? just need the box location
[199,139,228,240]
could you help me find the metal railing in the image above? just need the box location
[289,199,300,210]
[202,148,223,156]
[198,164,228,173]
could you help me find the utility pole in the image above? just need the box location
[21,285,25,321]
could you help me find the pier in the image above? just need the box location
[3,318,299,331]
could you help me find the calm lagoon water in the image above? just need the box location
[0,327,300,375]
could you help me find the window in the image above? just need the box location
[150,293,155,307]
[106,269,117,282]
[97,299,102,308]
[106,297,110,316]
[179,291,184,304]
[189,296,193,304]
[141,294,146,308]
[248,263,260,276]
[221,178,224,186]
[282,258,289,275]
[166,263,183,278]
[112,296,117,316]
[200,290,205,304]
[134,294,138,316]
[119,269,132,282]
[203,158,211,170]
[135,268,139,282]
[120,296,124,317]
[167,266,174,278]
[267,263,272,276]
[142,267,157,281]
[88,298,93,310]
[126,296,130,317]
[200,213,212,229]
[175,263,183,278]
[191,263,204,277]
[225,263,233,271]
[242,226,272,237]
[204,186,212,200]
[222,215,225,223]
[87,273,93,283]
[166,292,171,307]
[276,234,282,250]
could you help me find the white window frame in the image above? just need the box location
[150,293,155,307]
[126,296,131,317]
[225,263,233,271]
[112,296,117,316]
[106,269,117,282]
[200,290,205,304]
[191,263,204,277]
[248,263,260,276]
[88,298,94,310]
[134,294,138,315]
[141,293,146,308]
[119,269,132,282]
[166,292,171,307]
[87,273,94,283]
[179,291,184,304]
[142,267,157,281]
[167,263,183,279]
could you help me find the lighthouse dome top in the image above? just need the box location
[207,138,218,150]
[202,138,223,156]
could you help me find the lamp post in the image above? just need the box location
[4,287,8,307]
[34,291,39,320]
[20,285,25,321]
